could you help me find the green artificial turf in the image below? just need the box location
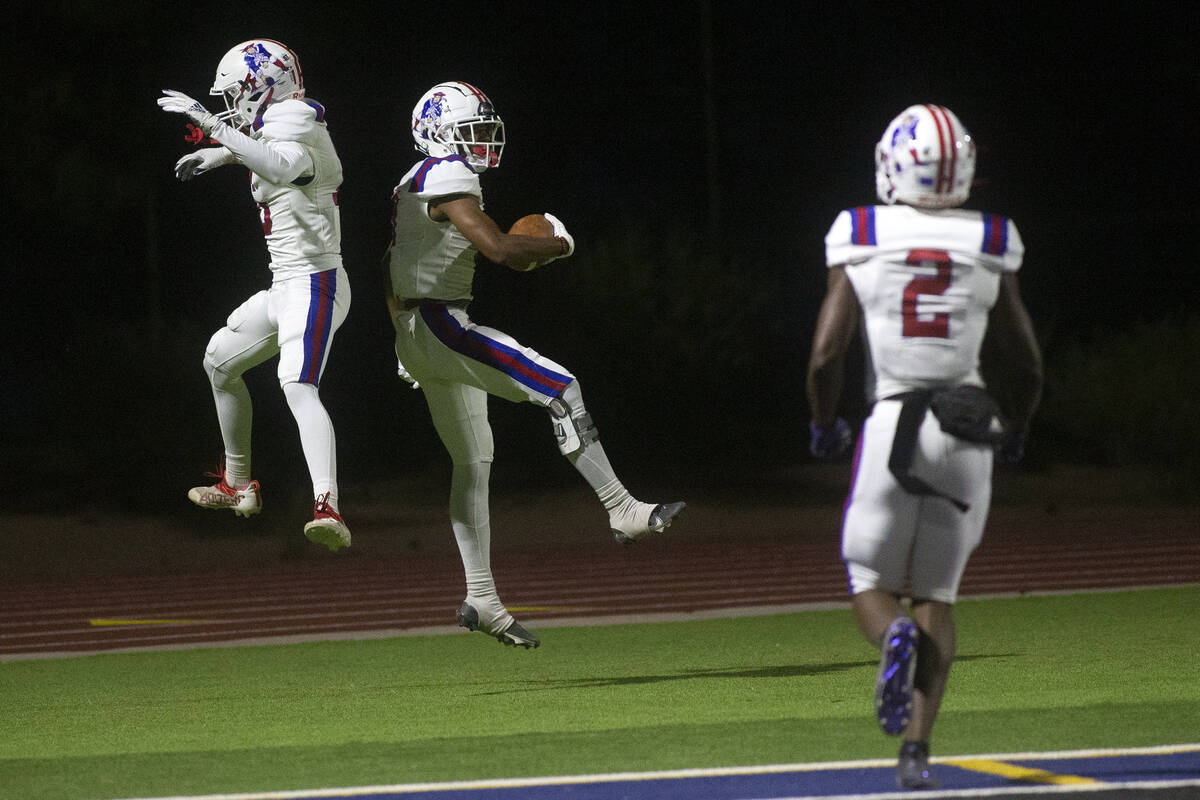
[2,586,1196,800]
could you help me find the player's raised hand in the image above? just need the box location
[542,213,575,261]
[158,90,222,135]
[173,148,233,182]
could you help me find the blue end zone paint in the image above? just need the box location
[1010,748,1200,782]
[116,747,1200,800]
[286,768,900,799]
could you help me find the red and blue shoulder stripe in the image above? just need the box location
[849,206,877,246]
[304,99,327,123]
[409,155,470,193]
[981,213,1009,255]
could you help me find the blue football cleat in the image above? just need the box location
[875,616,919,735]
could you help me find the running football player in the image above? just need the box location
[806,104,1043,788]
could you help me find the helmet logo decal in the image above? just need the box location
[415,92,448,140]
[266,60,288,86]
[891,114,920,150]
[241,42,272,74]
[238,44,295,91]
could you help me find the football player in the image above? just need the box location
[157,39,352,552]
[805,104,1043,788]
[384,81,685,649]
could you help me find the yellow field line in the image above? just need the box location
[945,757,1100,784]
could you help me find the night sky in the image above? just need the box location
[6,3,1197,509]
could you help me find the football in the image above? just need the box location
[508,213,554,238]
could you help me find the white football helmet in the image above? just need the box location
[875,104,976,208]
[411,82,505,172]
[210,39,304,131]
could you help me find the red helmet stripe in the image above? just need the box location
[456,81,489,104]
[923,104,947,193]
[924,104,957,195]
[940,106,959,194]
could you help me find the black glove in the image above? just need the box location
[809,418,852,459]
[996,426,1028,464]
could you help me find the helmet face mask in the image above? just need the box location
[875,104,975,208]
[412,82,505,172]
[210,40,304,132]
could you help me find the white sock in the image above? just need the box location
[451,462,511,631]
[568,436,636,514]
[207,364,253,487]
[283,381,338,501]
[223,452,252,489]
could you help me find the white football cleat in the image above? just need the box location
[188,477,262,518]
[610,500,686,544]
[456,597,540,649]
[303,492,351,552]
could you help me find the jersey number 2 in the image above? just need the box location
[902,249,951,338]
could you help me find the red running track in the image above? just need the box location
[2,506,1197,660]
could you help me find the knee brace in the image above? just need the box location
[547,382,599,456]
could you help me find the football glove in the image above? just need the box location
[809,417,852,459]
[157,90,223,136]
[173,148,234,182]
[996,425,1028,464]
[542,213,575,262]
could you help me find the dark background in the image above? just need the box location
[4,2,1197,515]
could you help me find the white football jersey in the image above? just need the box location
[236,99,343,278]
[387,155,484,301]
[825,204,1024,401]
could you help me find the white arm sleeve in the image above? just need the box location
[210,124,313,185]
[207,147,237,168]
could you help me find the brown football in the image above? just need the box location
[508,213,554,237]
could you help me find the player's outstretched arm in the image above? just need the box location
[158,90,314,185]
[805,265,858,459]
[435,197,570,271]
[208,123,313,185]
[985,273,1043,428]
[806,266,859,425]
[172,148,235,182]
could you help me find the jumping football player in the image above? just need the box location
[805,105,1043,788]
[157,39,352,552]
[384,81,685,649]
